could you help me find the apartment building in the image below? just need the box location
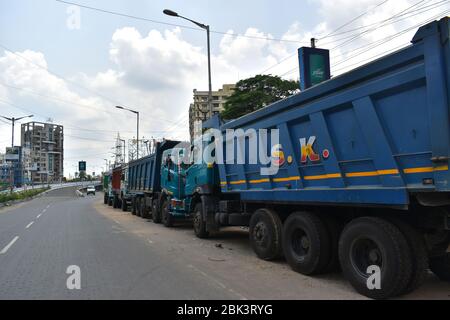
[21,121,64,184]
[188,84,235,141]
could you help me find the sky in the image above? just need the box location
[0,0,448,177]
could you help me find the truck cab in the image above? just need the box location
[159,143,219,229]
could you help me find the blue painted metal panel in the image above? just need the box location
[207,17,450,207]
[128,140,179,194]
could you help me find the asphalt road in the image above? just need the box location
[0,187,448,300]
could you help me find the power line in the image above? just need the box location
[55,0,309,44]
[0,43,184,126]
[65,133,116,143]
[258,0,393,76]
[275,1,446,78]
[319,0,448,42]
[332,42,411,74]
[0,98,186,144]
[281,8,449,79]
[318,0,390,40]
[0,81,178,126]
[258,0,399,76]
[330,8,450,69]
[329,0,429,51]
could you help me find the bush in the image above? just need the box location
[0,187,50,204]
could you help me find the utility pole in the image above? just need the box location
[163,9,213,118]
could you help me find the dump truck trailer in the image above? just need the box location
[127,140,180,220]
[192,17,450,299]
[107,18,450,299]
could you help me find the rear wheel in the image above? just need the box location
[430,253,450,281]
[388,218,428,294]
[136,198,142,217]
[141,198,149,218]
[283,211,331,275]
[121,198,127,212]
[249,208,283,260]
[113,195,119,209]
[103,193,107,204]
[108,197,113,207]
[338,217,412,299]
[131,197,137,215]
[161,198,173,227]
[193,203,209,239]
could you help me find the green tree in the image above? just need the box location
[221,75,299,120]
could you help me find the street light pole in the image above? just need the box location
[137,112,140,159]
[1,114,34,148]
[1,114,33,191]
[115,106,140,159]
[163,9,213,118]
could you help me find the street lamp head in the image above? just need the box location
[163,9,178,17]
[115,106,124,110]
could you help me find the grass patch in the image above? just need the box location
[0,187,50,204]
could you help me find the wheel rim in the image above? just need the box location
[291,228,310,262]
[350,237,383,278]
[253,221,268,249]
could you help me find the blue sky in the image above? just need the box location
[0,0,448,177]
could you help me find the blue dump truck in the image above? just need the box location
[126,139,180,220]
[107,17,450,299]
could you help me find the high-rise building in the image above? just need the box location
[21,121,64,184]
[189,84,235,141]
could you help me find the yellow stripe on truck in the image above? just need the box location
[221,165,449,185]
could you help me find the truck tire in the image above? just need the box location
[249,208,282,260]
[429,252,450,281]
[193,203,209,239]
[103,193,107,205]
[108,197,113,207]
[338,217,412,299]
[121,198,127,212]
[113,195,119,209]
[152,199,162,223]
[321,215,343,273]
[283,211,331,275]
[387,217,428,294]
[136,198,142,217]
[141,199,149,219]
[161,198,173,227]
[131,198,137,215]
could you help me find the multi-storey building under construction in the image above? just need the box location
[21,121,64,184]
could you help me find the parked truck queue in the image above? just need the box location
[102,17,450,299]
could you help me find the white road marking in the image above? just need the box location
[0,236,19,254]
[46,204,50,209]
[36,214,42,219]
[42,209,47,213]
[25,221,34,229]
